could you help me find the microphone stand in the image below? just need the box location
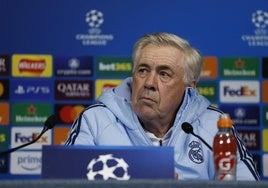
[0,115,58,157]
[0,128,47,157]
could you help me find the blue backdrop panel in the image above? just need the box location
[0,0,267,180]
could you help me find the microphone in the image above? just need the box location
[181,122,213,151]
[0,114,58,157]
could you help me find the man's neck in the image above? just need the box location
[141,120,173,138]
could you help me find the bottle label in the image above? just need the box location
[214,154,236,180]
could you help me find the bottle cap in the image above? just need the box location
[217,113,233,128]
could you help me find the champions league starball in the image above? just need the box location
[86,154,130,180]
[85,10,104,28]
[252,10,268,29]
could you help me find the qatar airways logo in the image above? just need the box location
[220,81,260,103]
[55,80,93,100]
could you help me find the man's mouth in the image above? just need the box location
[140,96,156,103]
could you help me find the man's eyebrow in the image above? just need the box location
[157,65,172,70]
[136,63,150,68]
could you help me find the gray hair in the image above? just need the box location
[132,32,203,85]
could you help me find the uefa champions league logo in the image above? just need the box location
[85,10,103,35]
[75,9,114,46]
[241,9,268,46]
[251,10,268,29]
[85,10,104,28]
[86,154,131,180]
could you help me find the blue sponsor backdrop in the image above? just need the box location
[0,0,267,56]
[0,0,268,180]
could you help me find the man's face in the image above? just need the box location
[132,44,188,122]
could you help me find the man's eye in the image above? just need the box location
[138,68,148,73]
[160,72,169,77]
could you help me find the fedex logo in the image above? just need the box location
[223,86,256,96]
[220,81,260,103]
[15,132,47,143]
[11,127,51,149]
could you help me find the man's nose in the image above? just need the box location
[144,73,156,91]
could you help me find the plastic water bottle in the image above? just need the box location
[213,113,237,180]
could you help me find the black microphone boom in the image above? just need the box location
[0,114,58,157]
[181,122,213,151]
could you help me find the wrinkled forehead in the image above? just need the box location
[133,44,186,70]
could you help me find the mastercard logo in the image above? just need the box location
[59,105,85,123]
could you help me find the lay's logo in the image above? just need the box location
[12,54,52,77]
[18,58,46,73]
[220,81,260,103]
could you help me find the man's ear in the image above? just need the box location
[189,80,197,88]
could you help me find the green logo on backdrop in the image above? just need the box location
[220,57,259,78]
[96,56,133,78]
[12,103,51,125]
[0,128,8,148]
[197,82,217,102]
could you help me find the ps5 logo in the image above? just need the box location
[15,85,50,94]
[11,79,52,100]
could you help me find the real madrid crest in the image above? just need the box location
[188,141,204,164]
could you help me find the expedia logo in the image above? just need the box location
[220,81,260,103]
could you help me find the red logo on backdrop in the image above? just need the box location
[103,83,117,91]
[214,154,236,179]
[55,104,86,124]
[18,58,46,73]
